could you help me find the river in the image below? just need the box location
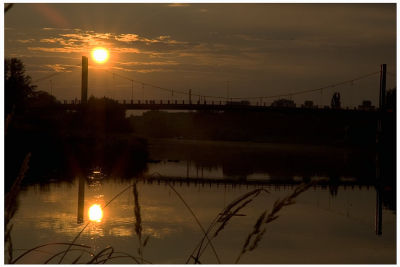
[6,139,396,264]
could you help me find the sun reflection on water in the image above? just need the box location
[88,204,103,222]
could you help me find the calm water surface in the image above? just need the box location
[7,139,396,264]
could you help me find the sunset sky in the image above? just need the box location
[4,3,396,107]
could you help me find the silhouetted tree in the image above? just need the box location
[5,58,36,115]
[4,3,14,13]
[29,90,59,107]
[271,98,296,108]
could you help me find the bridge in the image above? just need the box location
[32,56,392,112]
[55,99,380,113]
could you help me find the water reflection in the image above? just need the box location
[8,175,396,264]
[147,139,379,182]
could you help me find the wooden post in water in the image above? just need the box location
[81,56,88,104]
[77,176,85,224]
[375,187,383,235]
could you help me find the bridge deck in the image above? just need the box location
[55,102,377,113]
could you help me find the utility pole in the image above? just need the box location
[49,80,53,96]
[226,81,230,103]
[379,64,387,111]
[377,64,387,143]
[131,80,134,101]
[112,72,115,100]
[81,56,88,104]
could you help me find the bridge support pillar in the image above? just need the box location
[81,56,88,104]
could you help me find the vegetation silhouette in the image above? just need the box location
[331,92,341,109]
[129,108,378,146]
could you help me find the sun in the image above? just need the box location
[92,47,109,64]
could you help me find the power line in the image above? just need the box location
[242,71,380,100]
[32,65,80,83]
[105,70,219,99]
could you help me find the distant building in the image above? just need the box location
[271,99,296,108]
[358,100,375,111]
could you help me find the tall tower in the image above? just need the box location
[81,56,88,104]
[379,64,387,110]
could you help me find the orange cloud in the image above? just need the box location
[28,47,85,53]
[112,47,140,54]
[17,39,35,43]
[115,34,140,42]
[45,64,78,72]
[168,3,190,7]
[118,61,179,66]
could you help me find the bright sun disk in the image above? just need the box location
[92,47,109,63]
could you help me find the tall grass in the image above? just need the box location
[5,153,31,264]
[184,188,269,263]
[165,180,313,264]
[235,182,313,263]
[133,181,151,263]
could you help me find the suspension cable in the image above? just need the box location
[105,69,380,101]
[32,64,80,83]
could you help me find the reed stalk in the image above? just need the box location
[235,182,314,263]
[167,183,222,264]
[133,181,144,263]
